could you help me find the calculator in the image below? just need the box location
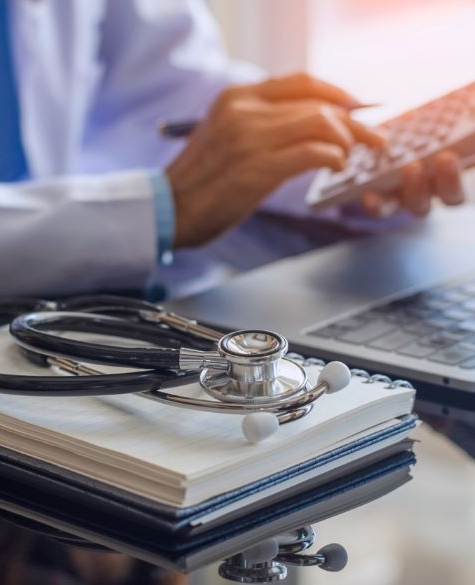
[305,81,475,210]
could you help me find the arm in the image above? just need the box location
[0,171,158,296]
[1,0,242,297]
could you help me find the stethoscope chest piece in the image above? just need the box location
[200,330,308,404]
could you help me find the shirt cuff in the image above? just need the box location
[149,170,175,266]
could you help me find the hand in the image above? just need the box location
[361,150,464,218]
[166,73,384,248]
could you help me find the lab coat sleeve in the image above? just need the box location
[0,170,157,297]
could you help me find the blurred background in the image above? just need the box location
[208,0,475,124]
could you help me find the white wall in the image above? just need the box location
[207,0,312,74]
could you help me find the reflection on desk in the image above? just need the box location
[195,418,475,585]
[0,448,414,583]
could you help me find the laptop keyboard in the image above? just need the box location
[308,276,475,369]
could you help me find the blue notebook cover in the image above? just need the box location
[0,448,416,571]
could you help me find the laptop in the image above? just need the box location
[168,205,475,408]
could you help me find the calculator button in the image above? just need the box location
[410,136,428,150]
[435,125,450,139]
[355,171,374,185]
[387,145,406,160]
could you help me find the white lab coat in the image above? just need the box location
[1,0,260,296]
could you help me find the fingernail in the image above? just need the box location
[414,201,431,216]
[444,190,465,205]
[373,131,387,148]
[440,157,460,173]
[403,162,423,179]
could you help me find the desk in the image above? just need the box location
[1,412,474,585]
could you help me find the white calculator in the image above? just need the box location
[306,81,475,210]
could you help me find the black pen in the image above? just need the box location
[158,103,382,139]
[158,120,199,138]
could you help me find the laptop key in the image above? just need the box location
[419,333,457,349]
[462,299,475,311]
[417,298,452,311]
[368,330,417,351]
[402,320,438,336]
[429,345,475,365]
[307,315,368,338]
[336,319,395,344]
[405,306,436,319]
[335,316,370,329]
[461,333,475,345]
[459,356,475,369]
[397,341,437,358]
[442,307,475,320]
[383,310,415,324]
[432,290,471,303]
[308,324,348,338]
[425,315,459,329]
[460,283,475,295]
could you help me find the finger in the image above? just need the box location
[274,100,385,149]
[265,105,355,153]
[400,160,432,216]
[250,73,362,109]
[340,115,386,149]
[270,142,347,180]
[361,191,401,219]
[268,101,384,151]
[432,150,464,205]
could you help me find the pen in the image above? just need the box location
[158,120,199,138]
[158,103,382,138]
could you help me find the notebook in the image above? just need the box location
[169,205,475,406]
[0,449,415,572]
[0,326,416,527]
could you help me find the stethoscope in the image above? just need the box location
[219,526,348,582]
[0,295,351,443]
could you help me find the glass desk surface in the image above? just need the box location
[1,405,475,585]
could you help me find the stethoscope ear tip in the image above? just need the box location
[242,412,279,443]
[317,361,351,394]
[316,542,348,571]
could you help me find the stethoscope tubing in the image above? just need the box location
[10,311,193,370]
[0,295,214,396]
[0,295,159,321]
[0,368,200,396]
